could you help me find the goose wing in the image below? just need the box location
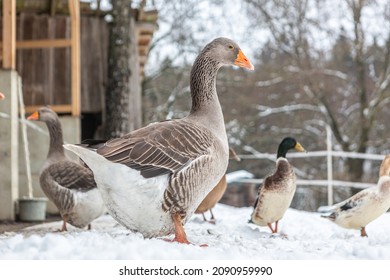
[95,119,214,178]
[43,161,97,191]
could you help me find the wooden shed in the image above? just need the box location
[1,0,157,136]
[0,0,158,219]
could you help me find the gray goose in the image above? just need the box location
[195,148,241,223]
[28,107,105,231]
[65,37,254,244]
[321,155,390,237]
[250,137,305,234]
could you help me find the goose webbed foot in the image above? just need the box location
[164,213,208,247]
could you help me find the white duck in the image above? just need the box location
[250,137,305,234]
[65,38,254,244]
[28,107,106,231]
[321,155,390,237]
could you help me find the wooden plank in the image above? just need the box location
[80,17,106,113]
[2,0,16,69]
[69,0,81,117]
[25,104,72,114]
[16,39,72,49]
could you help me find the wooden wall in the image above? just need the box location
[1,13,108,113]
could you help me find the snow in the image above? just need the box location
[1,204,390,260]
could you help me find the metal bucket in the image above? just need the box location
[18,197,48,222]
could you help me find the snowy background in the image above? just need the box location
[1,203,390,260]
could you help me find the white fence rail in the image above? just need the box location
[233,126,386,206]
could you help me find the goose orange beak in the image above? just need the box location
[27,111,39,121]
[235,50,254,70]
[0,92,4,100]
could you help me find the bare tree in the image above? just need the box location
[244,0,390,180]
[105,0,140,138]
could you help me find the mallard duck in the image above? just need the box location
[27,107,106,231]
[195,148,241,223]
[64,38,254,245]
[321,155,390,237]
[250,137,305,234]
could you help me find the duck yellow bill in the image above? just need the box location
[294,142,306,152]
[235,50,254,70]
[27,111,39,121]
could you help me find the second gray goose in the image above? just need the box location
[28,107,105,231]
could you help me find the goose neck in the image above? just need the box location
[189,54,220,113]
[46,118,65,158]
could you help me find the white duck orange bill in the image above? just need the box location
[235,50,254,70]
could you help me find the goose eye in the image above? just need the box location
[228,45,234,50]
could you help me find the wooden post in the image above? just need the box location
[69,0,81,117]
[326,125,333,205]
[2,0,16,69]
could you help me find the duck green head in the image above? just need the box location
[277,137,306,159]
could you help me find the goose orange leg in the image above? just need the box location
[170,213,191,244]
[54,215,68,232]
[164,213,207,247]
[61,215,68,231]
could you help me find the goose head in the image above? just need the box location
[276,137,306,159]
[201,37,254,70]
[27,106,58,123]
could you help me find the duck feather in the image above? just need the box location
[321,155,390,236]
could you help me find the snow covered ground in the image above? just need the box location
[1,204,390,260]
